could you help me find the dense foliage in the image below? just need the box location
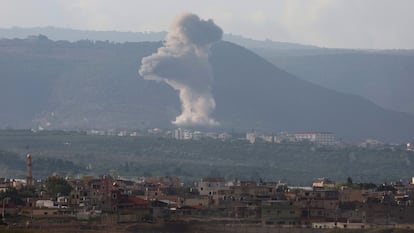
[44,176,72,196]
[0,130,413,185]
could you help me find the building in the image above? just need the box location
[246,132,257,143]
[198,177,229,205]
[261,200,301,226]
[407,143,414,151]
[198,177,226,196]
[312,178,336,190]
[174,128,193,140]
[294,132,337,145]
[298,189,340,223]
[246,132,273,143]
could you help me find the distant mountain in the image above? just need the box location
[0,36,414,142]
[211,42,414,142]
[222,34,317,50]
[254,48,414,115]
[0,26,315,50]
[0,26,167,43]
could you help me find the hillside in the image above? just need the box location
[0,130,413,184]
[0,26,315,50]
[210,42,414,142]
[254,48,414,115]
[0,36,414,142]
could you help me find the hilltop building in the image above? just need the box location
[174,128,193,140]
[294,132,337,145]
[246,131,338,145]
[407,143,414,151]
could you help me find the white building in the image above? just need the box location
[407,143,414,151]
[246,132,257,143]
[294,132,337,145]
[218,132,232,141]
[36,200,55,208]
[174,128,193,140]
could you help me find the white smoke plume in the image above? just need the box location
[139,13,223,127]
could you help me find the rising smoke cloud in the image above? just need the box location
[139,13,223,127]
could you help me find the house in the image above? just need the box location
[35,200,55,208]
[261,200,301,226]
[298,189,340,223]
[338,188,368,203]
[312,178,336,190]
[198,177,228,204]
[117,196,151,223]
[86,176,121,212]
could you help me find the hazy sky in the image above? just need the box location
[1,0,413,49]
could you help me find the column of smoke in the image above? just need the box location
[139,13,223,127]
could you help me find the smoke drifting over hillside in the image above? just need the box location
[139,13,223,127]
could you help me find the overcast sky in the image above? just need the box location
[1,0,413,49]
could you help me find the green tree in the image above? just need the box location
[17,186,37,198]
[45,176,72,196]
[0,187,25,205]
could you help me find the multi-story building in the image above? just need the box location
[298,189,340,223]
[198,177,228,204]
[174,128,193,140]
[261,200,301,226]
[294,132,337,145]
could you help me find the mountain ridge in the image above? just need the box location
[256,50,414,115]
[0,36,413,142]
[0,26,317,50]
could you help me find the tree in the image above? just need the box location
[17,186,37,198]
[45,176,72,196]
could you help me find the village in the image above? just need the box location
[1,154,414,231]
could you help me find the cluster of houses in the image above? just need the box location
[85,127,340,146]
[33,127,414,150]
[2,175,414,229]
[245,131,338,145]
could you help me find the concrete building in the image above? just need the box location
[246,132,257,143]
[198,177,228,204]
[294,132,337,145]
[298,189,340,223]
[261,200,301,226]
[174,128,193,140]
